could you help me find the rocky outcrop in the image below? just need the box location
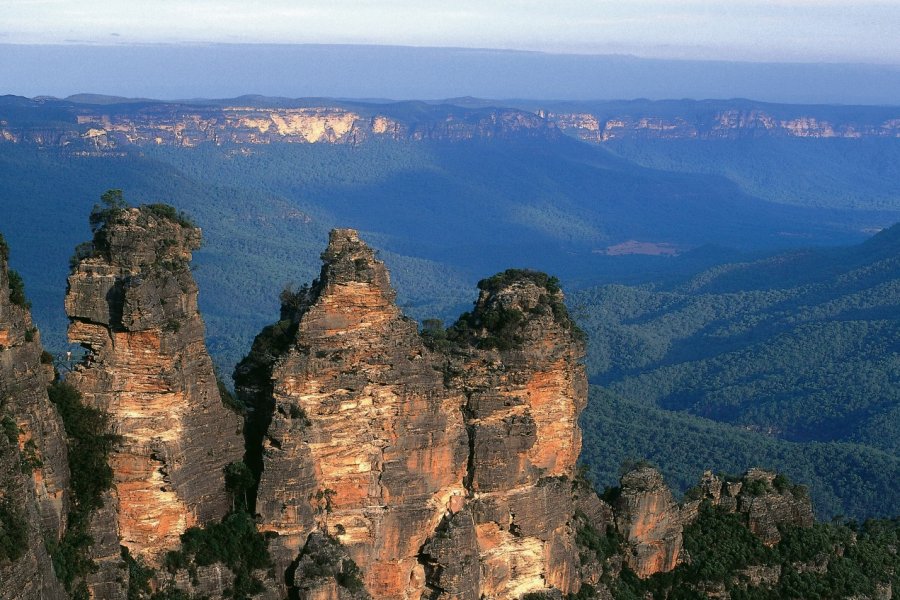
[693,469,814,546]
[613,467,686,579]
[0,235,69,599]
[447,271,587,598]
[64,205,244,573]
[247,229,469,599]
[241,232,588,599]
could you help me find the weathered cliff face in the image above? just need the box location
[242,232,588,600]
[64,206,244,570]
[0,100,555,152]
[546,109,900,142]
[447,272,587,598]
[0,237,69,599]
[250,229,470,599]
[613,467,686,579]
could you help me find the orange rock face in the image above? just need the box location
[446,274,587,598]
[613,467,686,579]
[65,207,243,567]
[241,232,588,599]
[249,230,468,599]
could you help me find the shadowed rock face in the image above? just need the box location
[243,231,588,599]
[690,468,815,546]
[0,238,69,600]
[64,207,244,575]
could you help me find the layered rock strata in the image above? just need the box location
[246,229,470,599]
[64,206,244,570]
[446,272,587,598]
[242,231,588,599]
[0,237,69,599]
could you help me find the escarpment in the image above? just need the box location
[64,204,244,574]
[0,235,69,599]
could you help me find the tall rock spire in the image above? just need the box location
[244,228,469,599]
[444,270,587,598]
[64,204,244,574]
[240,232,588,599]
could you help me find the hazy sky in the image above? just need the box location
[2,0,899,63]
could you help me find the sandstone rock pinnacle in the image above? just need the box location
[64,205,244,577]
[241,234,589,599]
[248,227,469,599]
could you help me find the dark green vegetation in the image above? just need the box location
[580,386,900,522]
[295,533,366,594]
[46,381,117,599]
[161,511,272,599]
[437,269,584,351]
[574,224,900,520]
[7,269,29,309]
[605,137,900,212]
[0,496,28,563]
[609,504,900,599]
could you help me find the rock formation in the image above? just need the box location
[64,204,244,577]
[0,235,69,599]
[0,212,834,600]
[242,229,470,599]
[240,231,588,599]
[445,270,587,598]
[692,468,815,546]
[612,467,686,579]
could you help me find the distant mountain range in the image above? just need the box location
[4,43,900,104]
[2,95,899,152]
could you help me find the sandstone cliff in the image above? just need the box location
[239,231,588,600]
[2,96,899,154]
[0,99,554,152]
[242,229,469,599]
[0,235,69,599]
[544,108,900,142]
[444,270,587,598]
[64,203,244,581]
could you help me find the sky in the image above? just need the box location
[2,0,899,64]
